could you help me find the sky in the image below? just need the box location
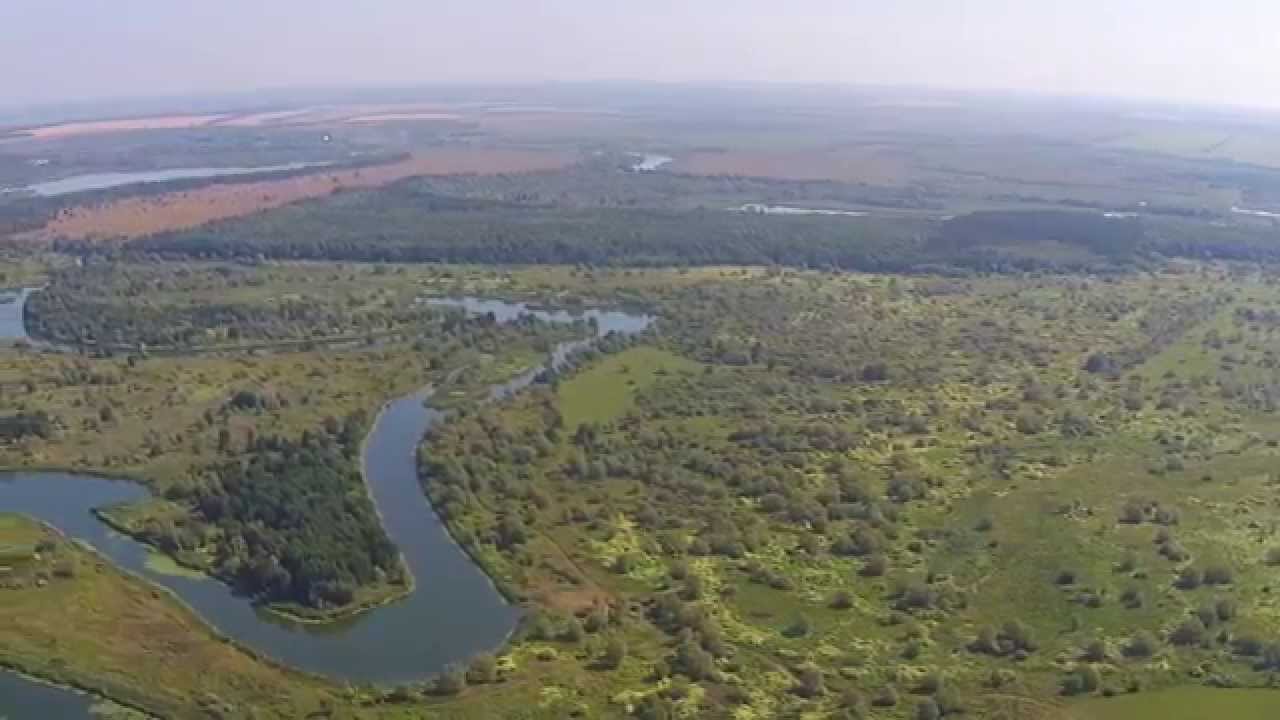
[3,0,1279,110]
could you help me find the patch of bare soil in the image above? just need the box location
[17,148,575,242]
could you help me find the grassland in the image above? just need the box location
[1074,687,1280,719]
[0,513,632,720]
[557,346,697,428]
[0,514,346,719]
[417,265,1280,718]
[1102,128,1280,170]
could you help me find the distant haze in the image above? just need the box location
[4,0,1279,111]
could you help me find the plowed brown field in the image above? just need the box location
[19,148,574,242]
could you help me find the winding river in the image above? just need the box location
[0,294,652,716]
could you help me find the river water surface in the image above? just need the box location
[0,297,652,716]
[8,162,328,198]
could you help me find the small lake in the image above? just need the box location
[629,153,673,172]
[0,297,653,711]
[0,288,32,341]
[1232,206,1280,219]
[1075,686,1280,719]
[0,672,97,720]
[424,297,654,400]
[9,162,328,198]
[735,203,869,217]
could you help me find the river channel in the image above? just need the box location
[0,294,652,716]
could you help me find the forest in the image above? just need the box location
[171,413,405,608]
[53,162,1270,275]
[22,260,597,352]
[114,197,942,271]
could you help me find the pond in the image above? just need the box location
[0,288,32,342]
[734,203,869,217]
[0,672,97,720]
[9,162,328,198]
[629,153,673,172]
[1232,205,1280,219]
[0,297,653,710]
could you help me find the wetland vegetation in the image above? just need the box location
[5,85,1280,719]
[9,258,1280,719]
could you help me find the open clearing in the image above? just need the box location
[557,346,698,428]
[18,148,575,242]
[1073,687,1280,719]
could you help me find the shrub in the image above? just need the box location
[466,653,498,684]
[794,664,825,698]
[861,363,890,382]
[432,664,467,696]
[1119,501,1145,524]
[872,687,899,707]
[1203,564,1233,585]
[969,625,1000,655]
[599,636,627,670]
[1016,412,1047,435]
[1174,567,1202,590]
[673,636,716,681]
[896,582,938,611]
[1060,665,1101,696]
[969,621,1038,656]
[1124,631,1158,658]
[561,617,586,643]
[584,606,610,633]
[1216,597,1238,622]
[783,615,813,638]
[1082,639,1108,662]
[915,698,941,720]
[841,689,868,712]
[1170,617,1207,647]
[1000,621,1038,654]
[1232,635,1266,657]
[1159,541,1190,562]
[861,553,888,577]
[1084,352,1115,374]
[935,687,965,715]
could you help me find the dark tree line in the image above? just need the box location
[116,194,940,271]
[59,176,1156,273]
[46,170,1280,273]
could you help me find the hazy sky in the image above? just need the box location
[4,0,1279,109]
